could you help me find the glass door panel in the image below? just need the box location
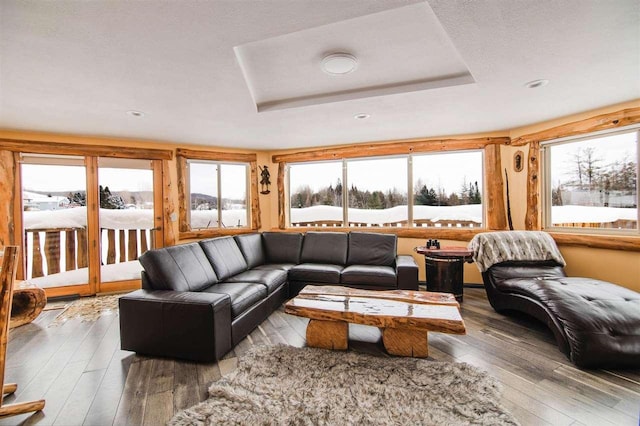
[21,155,90,295]
[98,158,155,286]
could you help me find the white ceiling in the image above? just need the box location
[1,0,638,150]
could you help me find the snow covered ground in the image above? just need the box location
[550,205,637,224]
[290,204,483,225]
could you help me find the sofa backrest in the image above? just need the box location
[199,237,248,281]
[262,232,303,264]
[347,232,396,266]
[300,232,348,265]
[139,242,218,292]
[484,260,566,285]
[234,233,265,269]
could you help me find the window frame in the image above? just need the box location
[286,149,486,230]
[541,125,640,235]
[176,149,260,239]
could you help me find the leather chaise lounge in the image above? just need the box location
[469,231,640,369]
[119,231,418,361]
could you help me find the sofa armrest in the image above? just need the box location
[396,255,419,290]
[119,289,232,362]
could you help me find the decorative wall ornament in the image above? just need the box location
[259,165,271,194]
[513,150,524,172]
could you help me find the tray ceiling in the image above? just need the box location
[235,3,474,112]
[0,0,638,149]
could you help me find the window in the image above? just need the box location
[289,161,343,226]
[287,150,484,229]
[347,157,408,227]
[177,149,258,236]
[187,161,249,229]
[542,128,639,233]
[413,151,483,228]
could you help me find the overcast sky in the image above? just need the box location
[549,131,637,182]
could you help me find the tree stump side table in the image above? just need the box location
[414,246,474,302]
[10,281,47,329]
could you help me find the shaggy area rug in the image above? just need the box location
[48,294,119,326]
[170,344,519,425]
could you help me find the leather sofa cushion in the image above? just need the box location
[289,263,343,284]
[234,233,265,269]
[263,232,303,264]
[341,265,397,287]
[488,261,566,283]
[300,232,348,265]
[347,232,396,266]
[199,237,248,281]
[203,282,267,319]
[253,263,296,271]
[225,269,287,294]
[139,243,218,292]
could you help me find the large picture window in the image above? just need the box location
[288,150,484,229]
[542,128,639,232]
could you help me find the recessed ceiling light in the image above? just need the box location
[126,110,145,117]
[354,113,370,120]
[322,53,358,75]
[524,79,549,89]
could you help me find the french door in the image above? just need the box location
[19,154,164,297]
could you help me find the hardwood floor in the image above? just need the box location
[1,288,638,425]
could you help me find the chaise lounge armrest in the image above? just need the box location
[119,289,232,362]
[396,255,419,290]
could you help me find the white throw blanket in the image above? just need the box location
[468,231,566,272]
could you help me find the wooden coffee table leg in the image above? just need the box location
[306,319,348,350]
[382,328,429,357]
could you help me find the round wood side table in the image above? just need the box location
[414,246,474,302]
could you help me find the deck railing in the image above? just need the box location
[290,219,481,228]
[24,227,153,279]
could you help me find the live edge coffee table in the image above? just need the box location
[284,285,466,357]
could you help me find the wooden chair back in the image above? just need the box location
[0,246,19,407]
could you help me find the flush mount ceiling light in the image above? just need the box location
[354,113,370,120]
[322,53,358,75]
[524,79,549,89]
[126,110,145,117]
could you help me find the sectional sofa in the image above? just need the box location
[119,231,418,361]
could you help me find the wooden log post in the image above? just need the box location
[10,282,46,329]
[277,162,286,229]
[140,230,148,254]
[250,160,261,230]
[306,319,348,350]
[484,144,507,230]
[44,231,60,275]
[65,230,76,271]
[128,229,138,260]
[526,142,540,230]
[0,151,16,248]
[31,232,44,278]
[382,328,429,358]
[106,229,116,264]
[119,230,126,262]
[77,228,88,268]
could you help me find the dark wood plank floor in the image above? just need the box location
[1,288,638,426]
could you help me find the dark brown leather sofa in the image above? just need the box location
[471,232,640,369]
[119,231,418,361]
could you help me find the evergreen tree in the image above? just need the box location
[470,181,482,204]
[415,185,437,205]
[100,186,125,209]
